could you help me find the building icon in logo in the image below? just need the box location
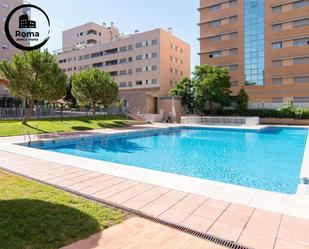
[19,14,36,28]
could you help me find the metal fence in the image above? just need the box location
[0,107,124,120]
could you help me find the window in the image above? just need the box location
[136,67,142,73]
[128,69,133,74]
[272,60,283,67]
[119,58,127,64]
[229,32,238,39]
[229,48,238,55]
[293,0,309,9]
[136,55,143,60]
[272,24,282,32]
[152,52,157,58]
[109,71,118,76]
[180,59,183,64]
[128,45,133,50]
[209,20,221,27]
[119,82,127,87]
[293,18,309,28]
[128,57,133,62]
[2,2,9,9]
[293,38,309,46]
[151,79,157,84]
[119,46,127,52]
[170,56,173,62]
[250,1,258,7]
[136,42,143,48]
[67,57,73,62]
[151,65,158,71]
[209,35,221,42]
[209,51,221,58]
[231,80,238,87]
[272,78,283,85]
[119,70,127,76]
[92,62,104,67]
[294,76,309,83]
[272,98,283,103]
[209,4,220,12]
[136,80,142,85]
[272,41,283,49]
[91,51,103,58]
[272,6,281,13]
[170,68,173,73]
[151,39,158,45]
[229,0,237,7]
[229,16,238,24]
[294,57,309,64]
[294,97,309,103]
[229,64,238,71]
[106,60,118,66]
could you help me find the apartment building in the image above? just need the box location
[0,0,28,107]
[199,0,309,107]
[57,22,190,114]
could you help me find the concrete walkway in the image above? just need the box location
[1,149,309,249]
[61,217,226,249]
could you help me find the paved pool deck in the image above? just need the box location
[0,124,309,249]
[61,217,227,249]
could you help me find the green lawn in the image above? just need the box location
[0,115,132,137]
[0,170,125,249]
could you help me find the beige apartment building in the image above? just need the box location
[0,0,27,107]
[199,0,309,108]
[56,22,190,115]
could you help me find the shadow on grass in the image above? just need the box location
[71,126,94,131]
[98,121,127,128]
[0,199,100,249]
[24,124,47,133]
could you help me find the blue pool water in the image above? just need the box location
[25,127,308,194]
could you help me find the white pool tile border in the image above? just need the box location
[1,124,309,220]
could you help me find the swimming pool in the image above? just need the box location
[25,126,308,194]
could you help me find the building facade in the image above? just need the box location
[57,22,190,114]
[0,0,29,107]
[199,0,309,107]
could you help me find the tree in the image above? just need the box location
[170,77,195,109]
[72,68,118,116]
[193,65,231,112]
[0,50,67,124]
[235,88,249,115]
[56,78,77,122]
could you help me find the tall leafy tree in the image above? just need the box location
[235,88,249,115]
[72,68,119,116]
[193,65,231,112]
[170,77,195,109]
[0,50,67,124]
